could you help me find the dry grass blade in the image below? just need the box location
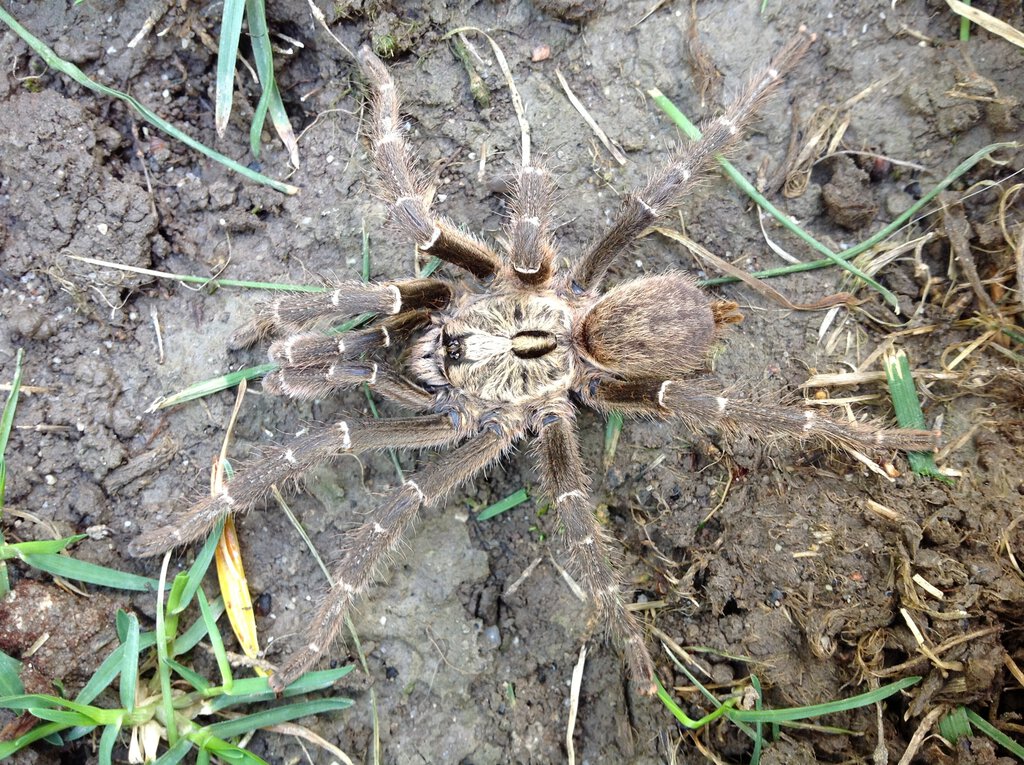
[1015,223,1024,314]
[802,369,958,388]
[941,196,998,314]
[555,69,627,165]
[261,721,356,765]
[566,644,587,765]
[896,705,946,765]
[945,0,1024,48]
[211,380,264,672]
[654,228,860,311]
[445,27,531,165]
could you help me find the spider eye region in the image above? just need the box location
[444,335,464,360]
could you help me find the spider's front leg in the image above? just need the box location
[264,311,436,410]
[357,47,501,279]
[127,415,461,558]
[231,278,451,349]
[537,413,656,693]
[590,377,939,455]
[271,427,517,691]
[504,165,558,286]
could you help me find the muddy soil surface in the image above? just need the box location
[2,1,1023,763]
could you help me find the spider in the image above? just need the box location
[130,33,937,694]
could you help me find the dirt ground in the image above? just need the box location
[2,0,1023,763]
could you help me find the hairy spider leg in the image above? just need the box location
[504,165,559,287]
[127,416,461,558]
[231,278,451,349]
[538,415,656,693]
[270,427,517,692]
[358,46,502,279]
[263,360,434,410]
[266,311,437,410]
[568,31,815,294]
[591,378,939,454]
[268,311,430,367]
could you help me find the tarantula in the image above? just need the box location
[130,34,937,693]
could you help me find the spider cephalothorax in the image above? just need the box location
[131,33,937,694]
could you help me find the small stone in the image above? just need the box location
[482,625,502,649]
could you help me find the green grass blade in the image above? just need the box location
[603,410,624,470]
[939,705,973,742]
[246,0,298,165]
[0,348,24,520]
[98,722,120,765]
[0,8,298,195]
[24,708,93,726]
[174,516,226,614]
[965,708,1024,759]
[173,596,225,655]
[0,348,23,458]
[75,631,157,707]
[0,535,87,560]
[164,572,189,638]
[648,89,900,312]
[883,349,946,480]
[420,256,443,278]
[215,0,246,135]
[958,0,972,41]
[20,553,159,591]
[727,676,921,723]
[153,736,193,765]
[164,657,211,692]
[750,675,766,764]
[476,488,530,521]
[119,613,140,712]
[207,666,355,711]
[191,733,268,765]
[0,650,24,695]
[362,222,371,281]
[0,721,67,758]
[204,698,353,738]
[654,676,738,730]
[698,141,1018,288]
[148,364,277,411]
[197,588,233,690]
[0,694,121,723]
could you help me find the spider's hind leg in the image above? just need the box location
[591,377,939,455]
[537,413,656,693]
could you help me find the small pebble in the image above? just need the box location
[482,625,502,649]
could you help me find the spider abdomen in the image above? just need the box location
[577,273,728,378]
